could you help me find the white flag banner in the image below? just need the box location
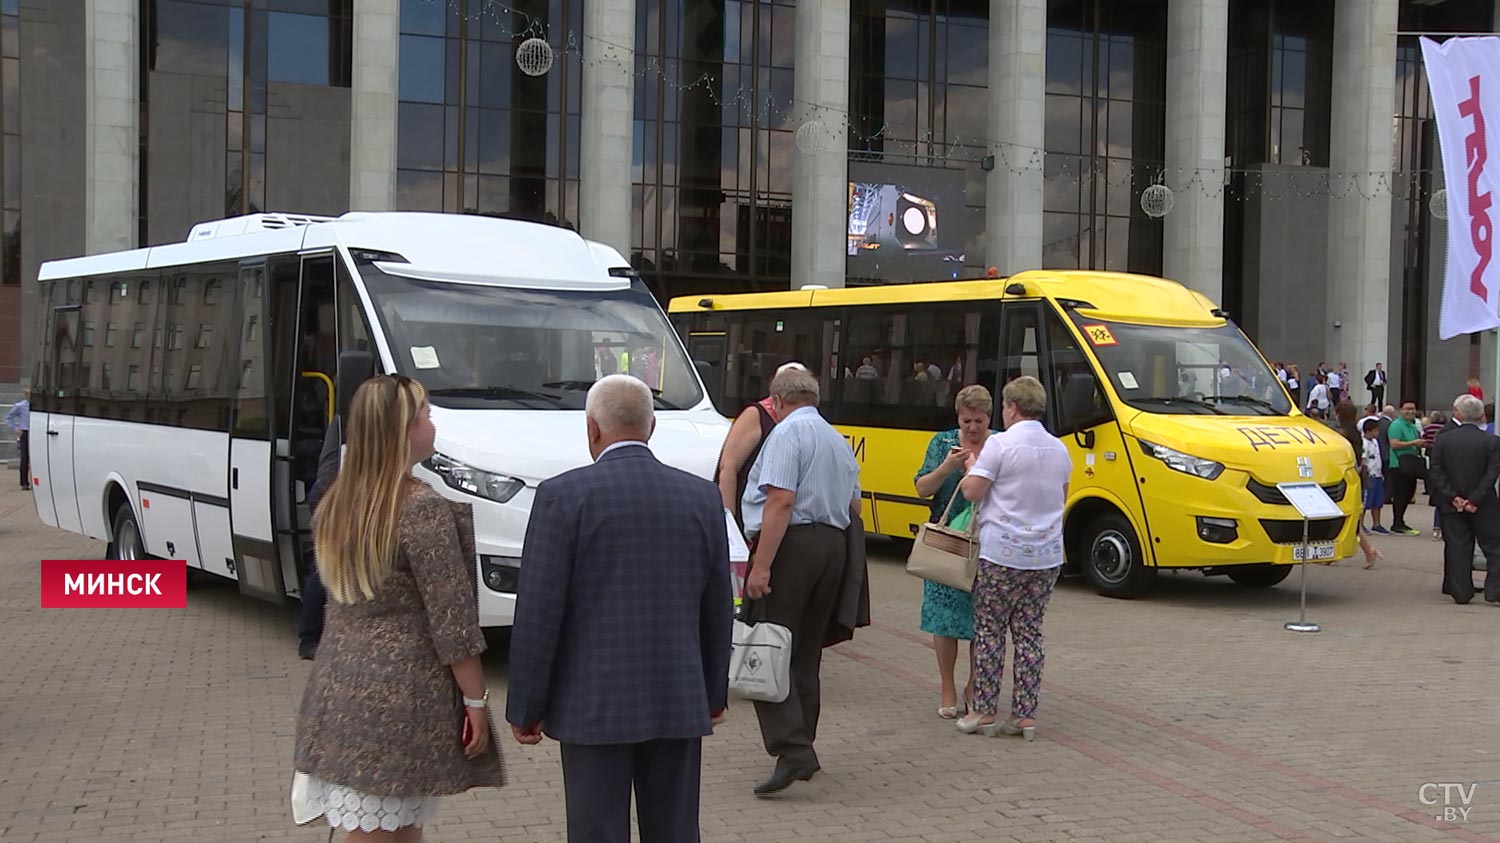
[1423,36,1500,340]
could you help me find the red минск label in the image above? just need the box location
[40,560,187,608]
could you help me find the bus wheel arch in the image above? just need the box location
[1066,499,1155,599]
[105,486,145,561]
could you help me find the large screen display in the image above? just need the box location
[846,161,968,282]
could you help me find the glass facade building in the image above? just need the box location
[3,0,1499,410]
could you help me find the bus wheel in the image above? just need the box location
[1081,514,1153,598]
[1226,565,1292,588]
[108,505,146,561]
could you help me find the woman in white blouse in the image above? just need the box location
[954,376,1072,741]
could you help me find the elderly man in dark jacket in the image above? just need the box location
[507,374,733,843]
[1427,395,1500,605]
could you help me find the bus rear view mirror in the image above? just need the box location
[337,350,376,425]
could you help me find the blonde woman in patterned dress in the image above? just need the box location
[913,385,996,719]
[292,375,504,841]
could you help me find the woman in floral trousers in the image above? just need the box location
[954,376,1072,741]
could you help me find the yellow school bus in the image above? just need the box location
[668,270,1360,597]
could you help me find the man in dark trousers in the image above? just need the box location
[741,367,862,797]
[507,374,733,843]
[296,412,341,660]
[1364,363,1386,407]
[1426,394,1500,606]
[6,386,29,489]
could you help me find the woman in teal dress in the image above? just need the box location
[913,384,996,718]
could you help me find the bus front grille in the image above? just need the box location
[1245,478,1346,505]
[1258,517,1346,544]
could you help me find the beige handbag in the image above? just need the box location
[905,483,979,592]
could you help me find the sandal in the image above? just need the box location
[997,717,1037,741]
[937,705,960,720]
[956,713,1001,736]
[1364,548,1382,569]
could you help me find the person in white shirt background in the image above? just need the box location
[1326,367,1344,405]
[954,376,1071,742]
[1306,374,1331,415]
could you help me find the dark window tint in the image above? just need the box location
[835,303,1000,431]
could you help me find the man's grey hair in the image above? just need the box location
[770,367,820,406]
[585,374,655,435]
[1382,404,1396,417]
[775,361,807,377]
[1455,394,1486,423]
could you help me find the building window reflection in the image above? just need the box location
[395,0,582,225]
[631,0,799,301]
[141,0,352,243]
[2,0,19,286]
[848,1,989,282]
[1042,0,1166,274]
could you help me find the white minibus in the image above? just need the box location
[28,211,730,626]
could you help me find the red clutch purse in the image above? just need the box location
[461,712,473,746]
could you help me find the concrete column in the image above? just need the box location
[84,0,136,254]
[349,0,399,212]
[579,0,634,257]
[985,0,1045,276]
[1163,0,1228,304]
[1326,0,1397,389]
[790,0,849,288]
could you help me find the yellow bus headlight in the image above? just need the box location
[1138,440,1224,481]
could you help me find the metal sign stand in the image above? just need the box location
[1285,516,1321,634]
[1276,482,1343,635]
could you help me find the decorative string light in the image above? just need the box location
[1140,183,1174,218]
[515,36,554,76]
[415,0,1447,207]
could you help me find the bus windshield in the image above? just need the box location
[360,267,704,411]
[1071,316,1291,417]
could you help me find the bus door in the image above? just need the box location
[39,294,85,532]
[1039,305,1125,487]
[227,260,284,602]
[685,332,726,409]
[271,253,337,597]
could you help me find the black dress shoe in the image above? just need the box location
[298,642,318,660]
[753,761,819,796]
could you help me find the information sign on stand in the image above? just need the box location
[1275,482,1342,633]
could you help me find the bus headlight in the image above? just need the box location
[422,453,525,503]
[1138,440,1224,480]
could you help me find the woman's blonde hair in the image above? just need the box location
[954,384,993,417]
[315,375,427,604]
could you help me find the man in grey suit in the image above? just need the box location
[506,374,734,843]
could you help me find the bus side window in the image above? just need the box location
[1044,309,1112,436]
[724,310,829,412]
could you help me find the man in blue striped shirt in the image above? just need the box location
[5,387,29,490]
[741,367,861,796]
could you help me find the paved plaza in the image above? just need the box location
[0,481,1496,842]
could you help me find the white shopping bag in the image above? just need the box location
[729,618,792,703]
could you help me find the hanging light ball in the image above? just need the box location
[516,37,554,77]
[794,120,832,155]
[1430,188,1448,221]
[1140,184,1175,219]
